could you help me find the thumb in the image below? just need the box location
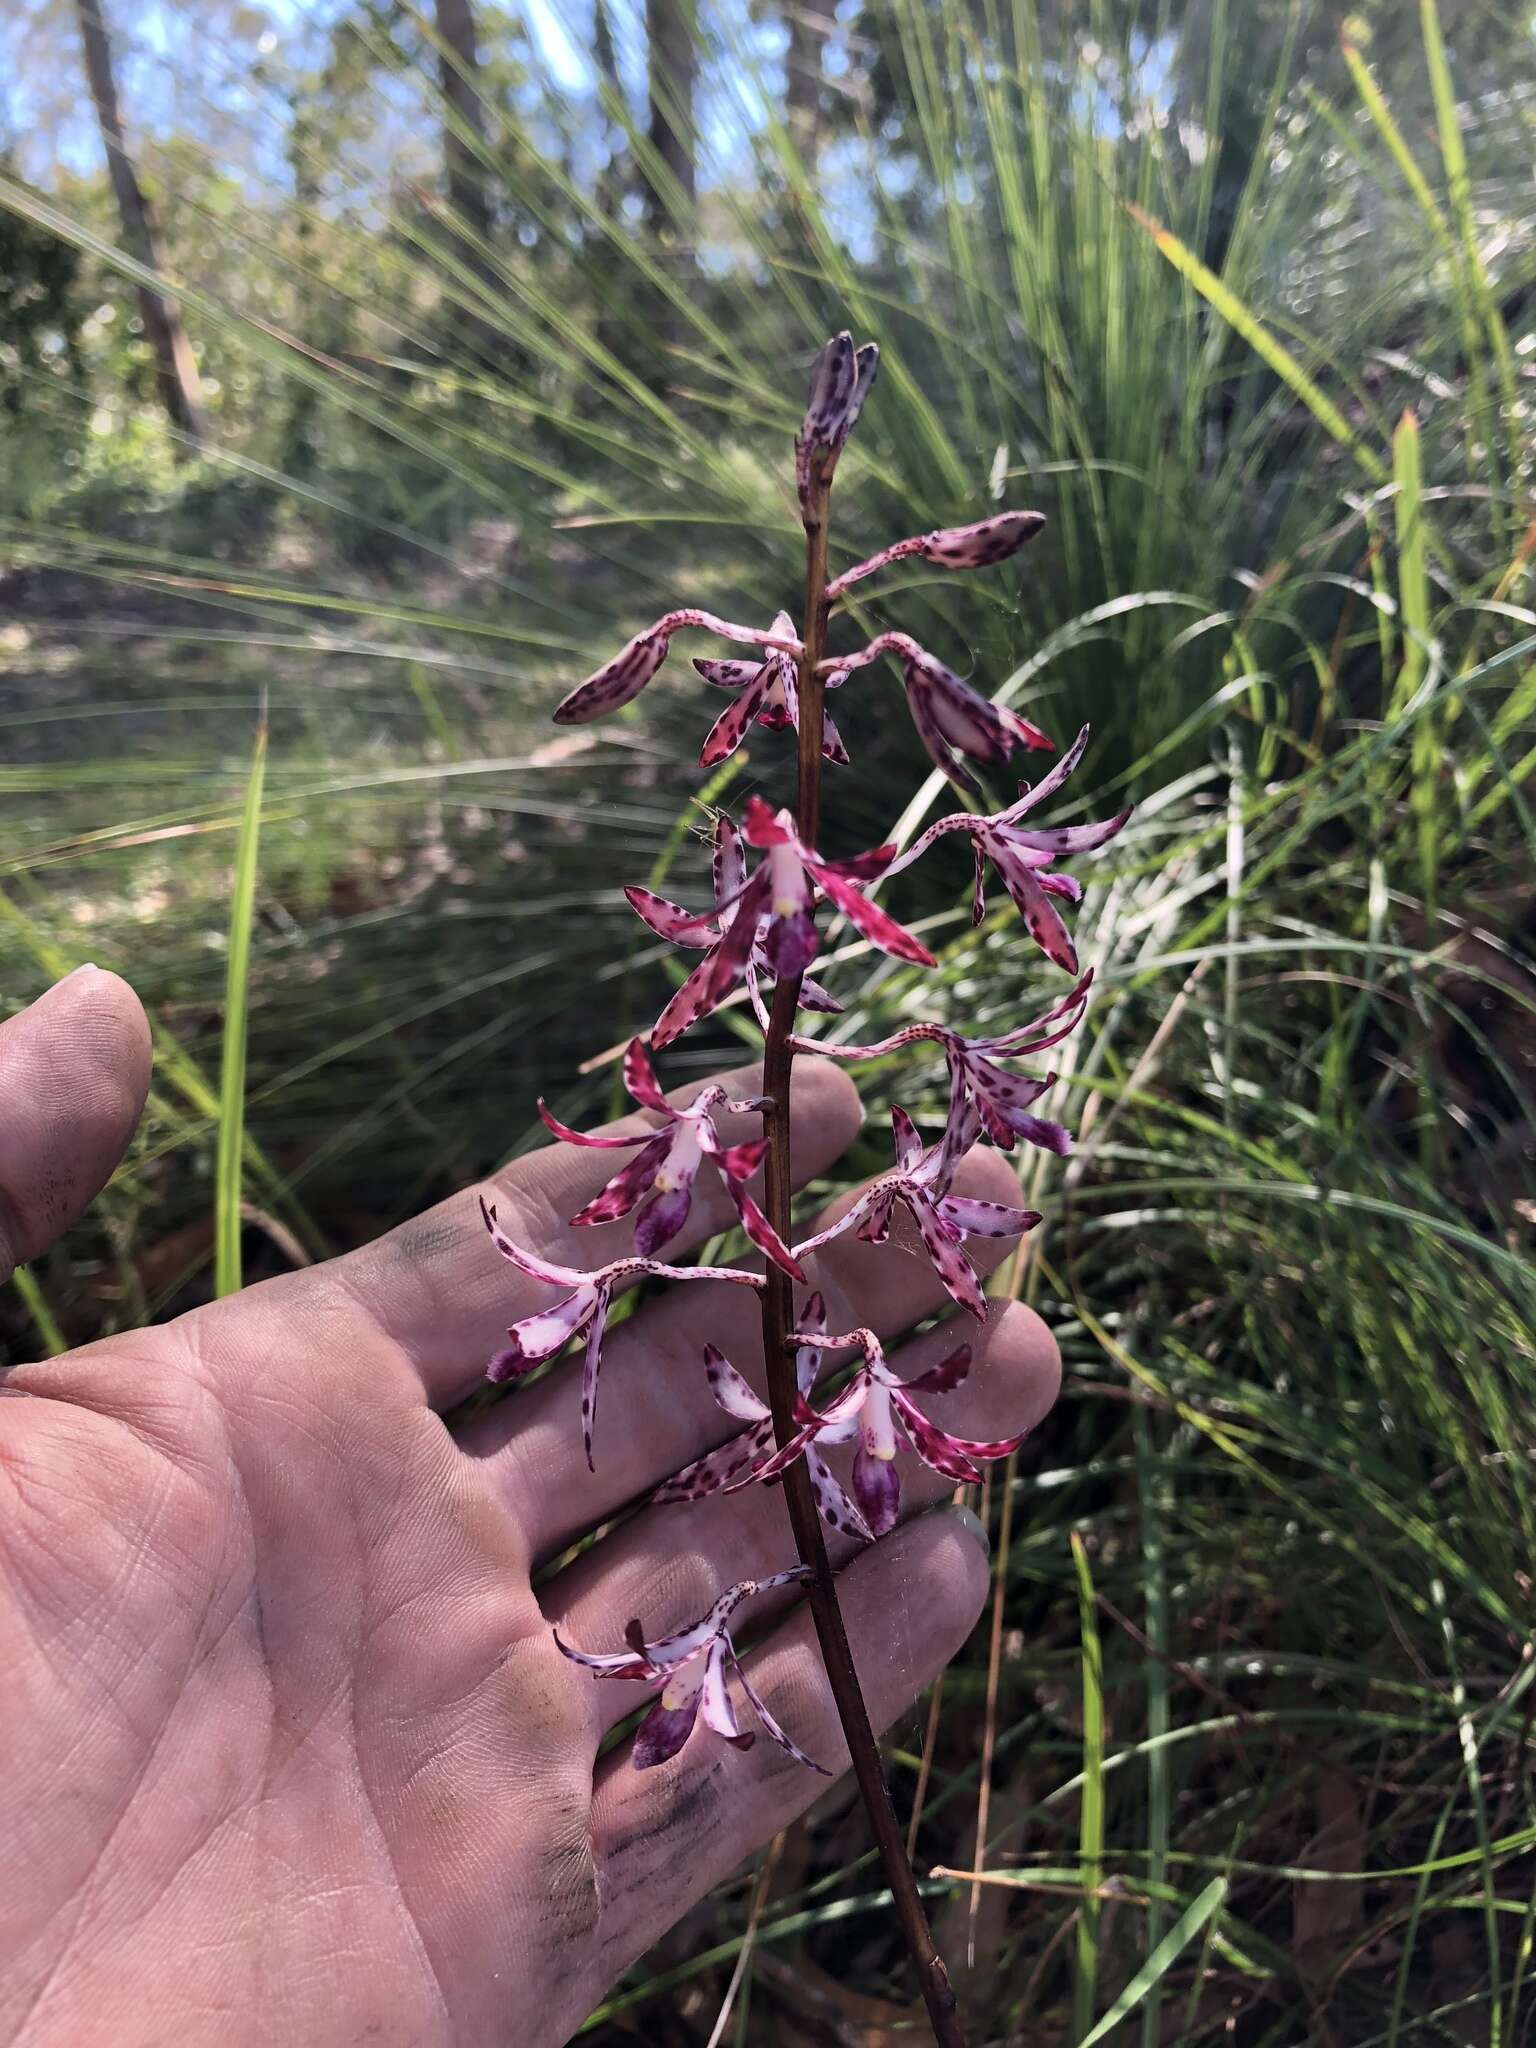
[0,967,152,1285]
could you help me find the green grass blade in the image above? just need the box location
[1072,1529,1105,2039]
[1127,203,1386,482]
[10,1265,66,1357]
[214,708,269,1298]
[1079,1879,1228,2048]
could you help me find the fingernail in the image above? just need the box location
[944,1503,990,1561]
[66,963,99,977]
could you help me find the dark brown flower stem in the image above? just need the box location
[755,459,967,2048]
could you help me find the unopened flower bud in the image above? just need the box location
[922,510,1045,568]
[554,627,671,724]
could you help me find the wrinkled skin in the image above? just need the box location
[0,970,1059,2046]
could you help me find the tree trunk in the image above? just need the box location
[592,0,624,227]
[73,0,205,446]
[784,3,831,164]
[644,0,696,240]
[433,0,491,251]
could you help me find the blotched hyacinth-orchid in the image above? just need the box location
[653,1294,874,1542]
[695,609,850,768]
[755,1320,1029,1539]
[482,329,1133,1829]
[480,1198,763,1469]
[538,1036,803,1276]
[555,1572,829,1773]
[628,796,934,1049]
[826,630,1054,798]
[552,608,802,726]
[883,725,1132,973]
[794,1102,1040,1320]
[627,813,843,1036]
[791,974,1093,1158]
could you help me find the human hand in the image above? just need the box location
[1,972,1058,2046]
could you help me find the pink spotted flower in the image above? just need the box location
[538,1036,802,1277]
[653,1293,874,1542]
[755,1321,1029,1539]
[883,725,1131,974]
[552,608,802,725]
[791,973,1093,1157]
[628,797,935,1049]
[825,510,1047,600]
[555,1571,828,1773]
[824,630,1054,798]
[794,1101,1039,1319]
[480,1198,764,1468]
[626,814,842,1036]
[694,609,850,768]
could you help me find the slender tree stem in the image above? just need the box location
[755,461,967,2047]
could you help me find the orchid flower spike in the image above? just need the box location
[884,725,1131,973]
[794,1101,1039,1319]
[791,973,1093,1156]
[756,1318,1029,1539]
[796,330,880,506]
[827,510,1047,601]
[538,1038,803,1278]
[694,609,850,768]
[627,797,935,1050]
[556,1571,828,1773]
[480,1198,764,1468]
[824,630,1053,798]
[553,608,802,725]
[654,1293,874,1541]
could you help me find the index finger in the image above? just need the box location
[330,1056,863,1406]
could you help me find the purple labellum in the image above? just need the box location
[632,1695,703,1770]
[638,799,933,1049]
[555,1572,828,1775]
[538,1039,803,1279]
[734,1318,1030,1535]
[851,1448,902,1538]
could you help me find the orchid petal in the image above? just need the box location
[479,1199,582,1287]
[569,1132,675,1227]
[810,860,936,967]
[651,1418,775,1504]
[535,1101,645,1150]
[699,1638,753,1748]
[730,1650,830,1774]
[623,884,714,947]
[579,1280,614,1468]
[724,1177,807,1282]
[803,1446,874,1542]
[622,1037,670,1114]
[936,1195,1042,1240]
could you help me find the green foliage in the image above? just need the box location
[1,0,1532,2036]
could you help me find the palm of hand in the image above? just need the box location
[4,1284,601,2046]
[2,989,1056,2047]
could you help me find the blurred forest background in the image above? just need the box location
[2,0,1535,2041]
